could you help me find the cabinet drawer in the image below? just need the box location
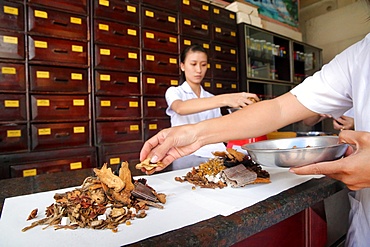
[180,0,210,20]
[28,6,87,40]
[31,122,90,150]
[28,0,88,14]
[94,19,139,48]
[180,36,210,54]
[180,16,210,39]
[142,51,179,75]
[0,63,26,91]
[212,25,237,45]
[29,66,88,93]
[28,36,87,65]
[94,70,140,96]
[0,124,28,153]
[213,79,239,94]
[0,1,24,31]
[142,7,178,33]
[94,44,140,71]
[212,61,238,80]
[143,97,167,118]
[96,120,142,144]
[141,0,178,11]
[211,6,236,26]
[144,118,170,140]
[94,0,139,24]
[31,95,89,121]
[0,93,26,121]
[0,30,24,60]
[212,43,237,62]
[142,29,179,54]
[95,96,141,120]
[142,74,179,96]
[10,156,93,178]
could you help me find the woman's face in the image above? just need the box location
[181,51,208,85]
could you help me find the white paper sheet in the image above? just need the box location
[0,167,322,247]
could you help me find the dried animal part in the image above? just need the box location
[23,162,166,232]
[131,182,157,202]
[119,162,135,192]
[93,163,125,193]
[27,209,38,221]
[220,164,257,188]
[135,158,165,174]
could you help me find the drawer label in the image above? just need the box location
[37,99,50,106]
[3,36,18,44]
[110,157,120,165]
[184,19,191,26]
[2,67,16,74]
[71,73,82,80]
[147,101,156,107]
[34,10,48,19]
[99,23,109,31]
[128,52,137,59]
[70,162,82,170]
[169,58,177,64]
[146,32,154,39]
[184,39,191,45]
[7,130,21,137]
[70,17,82,25]
[100,74,110,81]
[101,100,111,107]
[213,8,220,14]
[203,43,210,49]
[204,82,211,87]
[127,6,136,13]
[36,71,50,78]
[127,29,137,36]
[99,0,109,7]
[128,76,137,83]
[4,100,19,107]
[216,64,222,69]
[38,128,51,135]
[149,124,157,130]
[72,45,83,52]
[146,55,155,61]
[100,48,110,55]
[130,125,139,131]
[230,13,235,19]
[73,99,85,106]
[215,27,221,33]
[171,80,178,86]
[216,83,222,88]
[147,78,155,84]
[4,6,18,16]
[231,66,236,71]
[129,101,138,107]
[201,24,208,30]
[34,40,47,48]
[183,0,190,5]
[231,31,236,37]
[23,169,37,177]
[168,16,176,23]
[215,46,221,51]
[169,37,177,43]
[231,49,236,54]
[145,10,154,18]
[73,126,85,133]
[202,5,209,11]
[232,84,237,89]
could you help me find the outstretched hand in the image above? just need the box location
[290,130,370,190]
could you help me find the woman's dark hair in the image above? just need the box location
[180,44,208,83]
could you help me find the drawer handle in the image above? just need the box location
[156,17,167,22]
[157,61,168,65]
[157,38,168,43]
[55,106,70,110]
[192,25,202,30]
[222,32,231,37]
[113,80,126,85]
[54,77,69,83]
[115,130,127,135]
[114,106,127,110]
[114,56,126,61]
[113,6,125,12]
[53,49,68,54]
[158,83,169,88]
[52,20,68,27]
[113,30,125,36]
[55,132,70,138]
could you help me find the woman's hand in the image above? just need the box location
[333,115,354,130]
[222,92,259,108]
[290,130,370,190]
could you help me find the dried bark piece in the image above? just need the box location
[226,148,245,162]
[119,161,134,192]
[135,158,165,173]
[93,163,125,193]
[27,208,38,220]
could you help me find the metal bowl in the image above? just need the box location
[242,136,348,168]
[296,131,334,136]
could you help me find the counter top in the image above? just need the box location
[0,169,346,246]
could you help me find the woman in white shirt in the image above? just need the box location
[141,32,370,246]
[165,44,259,170]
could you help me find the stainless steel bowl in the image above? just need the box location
[242,136,348,168]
